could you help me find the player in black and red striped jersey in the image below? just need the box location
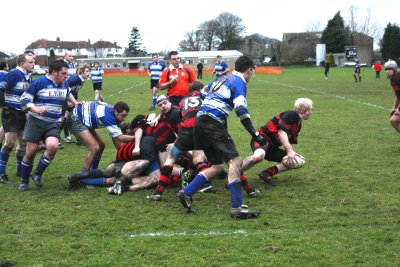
[147,82,203,201]
[241,98,313,186]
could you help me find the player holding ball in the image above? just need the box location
[241,98,313,186]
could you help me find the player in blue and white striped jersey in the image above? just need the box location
[90,62,104,101]
[147,54,166,110]
[18,59,79,191]
[67,101,135,185]
[177,55,266,219]
[0,54,35,184]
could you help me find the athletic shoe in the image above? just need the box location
[181,169,195,188]
[67,179,81,190]
[230,205,260,219]
[147,191,162,201]
[107,181,123,195]
[32,174,42,187]
[248,188,261,198]
[19,181,29,191]
[64,136,75,144]
[148,106,155,111]
[0,174,10,184]
[75,141,82,146]
[258,171,277,187]
[176,190,193,213]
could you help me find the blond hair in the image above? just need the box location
[294,98,313,113]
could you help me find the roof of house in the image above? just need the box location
[179,50,242,59]
[25,39,122,50]
[0,51,10,58]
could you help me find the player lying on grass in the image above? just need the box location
[241,98,313,186]
[67,135,160,194]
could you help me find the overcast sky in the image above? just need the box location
[1,0,398,55]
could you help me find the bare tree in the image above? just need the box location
[198,20,219,50]
[214,12,246,50]
[178,30,202,51]
[306,20,321,32]
[347,6,380,39]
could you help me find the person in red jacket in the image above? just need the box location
[374,61,382,78]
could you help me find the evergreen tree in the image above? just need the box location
[321,12,352,53]
[381,23,400,61]
[125,26,147,57]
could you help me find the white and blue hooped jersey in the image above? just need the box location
[198,71,250,123]
[148,61,166,80]
[90,67,103,84]
[21,75,72,122]
[73,101,122,138]
[0,67,32,110]
[65,74,84,99]
[214,61,229,76]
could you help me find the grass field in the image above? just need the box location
[1,66,399,266]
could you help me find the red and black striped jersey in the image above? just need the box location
[179,91,201,129]
[143,118,176,151]
[260,110,302,147]
[390,72,400,99]
[116,140,136,162]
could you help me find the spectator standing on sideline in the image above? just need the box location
[0,54,35,184]
[196,62,203,79]
[67,101,135,186]
[159,51,195,106]
[176,55,264,219]
[212,55,230,77]
[385,60,400,133]
[373,61,382,78]
[324,61,330,79]
[91,62,104,101]
[241,98,313,187]
[147,54,166,111]
[19,60,79,190]
[353,58,361,82]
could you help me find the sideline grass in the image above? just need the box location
[0,66,399,266]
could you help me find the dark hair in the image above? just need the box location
[235,55,255,73]
[189,80,204,92]
[48,59,68,74]
[169,51,178,59]
[130,114,146,129]
[114,101,130,113]
[24,50,35,55]
[0,62,8,70]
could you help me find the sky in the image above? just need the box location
[1,0,399,55]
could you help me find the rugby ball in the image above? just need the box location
[282,154,306,169]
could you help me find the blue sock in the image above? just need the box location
[21,161,34,181]
[0,151,10,175]
[152,97,157,107]
[90,154,102,170]
[80,177,105,185]
[228,179,243,208]
[183,173,208,197]
[16,149,25,176]
[81,167,88,173]
[34,154,51,176]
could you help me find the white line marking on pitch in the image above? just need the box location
[129,230,247,238]
[259,79,390,111]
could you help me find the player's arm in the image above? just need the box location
[278,129,296,158]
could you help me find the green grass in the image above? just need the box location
[1,67,399,266]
